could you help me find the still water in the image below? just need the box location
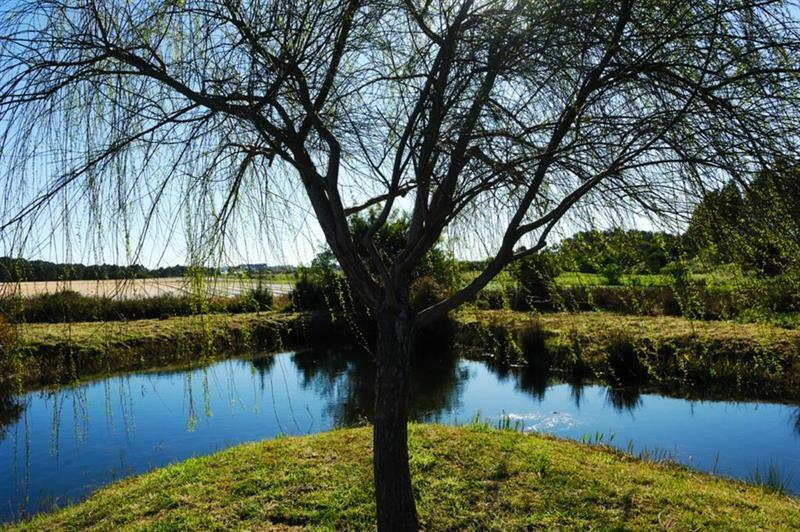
[1,349,799,522]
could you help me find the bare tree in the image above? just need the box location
[2,0,800,528]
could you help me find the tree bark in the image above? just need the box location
[373,303,419,531]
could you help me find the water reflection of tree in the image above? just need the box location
[481,360,645,413]
[250,354,277,390]
[569,378,586,409]
[0,393,24,441]
[289,349,468,427]
[792,408,800,436]
[481,361,549,402]
[605,387,643,412]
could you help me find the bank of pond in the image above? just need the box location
[5,310,800,402]
[1,348,799,526]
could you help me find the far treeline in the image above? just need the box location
[0,261,197,283]
[0,260,294,283]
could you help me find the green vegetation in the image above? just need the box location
[556,229,684,275]
[0,312,307,391]
[459,310,800,401]
[290,211,458,313]
[459,170,800,325]
[687,168,800,276]
[7,424,798,530]
[0,288,273,324]
[0,257,202,282]
[473,277,800,328]
[5,309,799,403]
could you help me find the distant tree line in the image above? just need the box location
[0,257,302,283]
[0,258,204,282]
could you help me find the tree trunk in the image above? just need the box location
[373,304,419,531]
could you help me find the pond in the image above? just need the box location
[1,349,799,523]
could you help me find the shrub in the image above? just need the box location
[24,289,101,322]
[485,320,523,365]
[600,263,624,286]
[0,289,274,323]
[0,315,14,351]
[510,252,561,310]
[517,318,551,371]
[604,330,648,385]
[475,288,505,310]
[290,273,330,311]
[243,284,273,311]
[410,276,446,311]
[290,253,352,313]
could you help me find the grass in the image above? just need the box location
[460,269,744,288]
[750,462,795,496]
[0,311,324,391]
[260,272,298,285]
[458,309,800,401]
[6,424,799,530]
[555,271,674,287]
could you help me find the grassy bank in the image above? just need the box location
[3,309,800,400]
[6,424,799,530]
[461,310,800,401]
[0,311,350,391]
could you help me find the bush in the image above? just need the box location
[475,289,505,310]
[604,330,648,385]
[742,275,800,313]
[517,319,551,371]
[510,252,561,310]
[484,320,523,365]
[290,252,357,314]
[290,273,331,311]
[243,284,273,311]
[0,315,14,351]
[22,290,103,322]
[554,285,678,316]
[600,263,624,286]
[410,276,446,312]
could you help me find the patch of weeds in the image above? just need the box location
[491,459,510,480]
[604,330,648,385]
[517,318,551,371]
[637,445,677,464]
[410,449,437,472]
[581,432,616,446]
[485,320,523,365]
[495,414,523,432]
[749,462,793,495]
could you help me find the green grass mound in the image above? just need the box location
[7,425,800,530]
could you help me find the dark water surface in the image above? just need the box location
[1,349,799,522]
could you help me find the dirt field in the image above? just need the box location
[0,277,292,299]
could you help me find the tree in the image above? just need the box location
[687,168,800,275]
[2,1,800,528]
[743,166,800,275]
[686,182,747,265]
[554,229,683,275]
